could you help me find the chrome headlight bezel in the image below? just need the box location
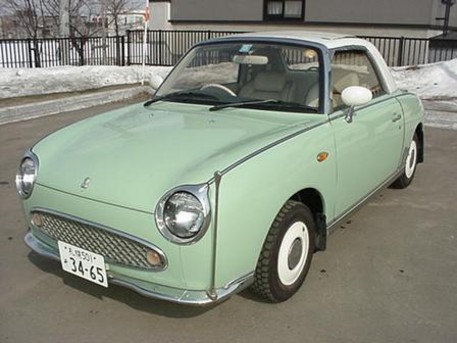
[15,150,39,199]
[155,184,211,245]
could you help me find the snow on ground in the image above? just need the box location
[0,59,456,129]
[391,58,457,112]
[391,59,457,99]
[1,59,456,102]
[0,65,172,99]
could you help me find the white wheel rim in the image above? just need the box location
[405,139,417,179]
[277,221,309,286]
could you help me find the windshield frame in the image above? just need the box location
[152,37,329,114]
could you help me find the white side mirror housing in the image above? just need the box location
[341,86,373,107]
[150,75,164,90]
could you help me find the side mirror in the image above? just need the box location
[150,75,164,90]
[341,86,373,123]
[341,86,373,107]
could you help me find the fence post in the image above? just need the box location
[159,30,163,66]
[397,36,405,66]
[126,30,131,65]
[120,35,125,66]
[80,38,85,66]
[27,39,33,68]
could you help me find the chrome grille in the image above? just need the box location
[32,211,162,270]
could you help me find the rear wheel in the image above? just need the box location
[251,200,315,302]
[392,134,419,189]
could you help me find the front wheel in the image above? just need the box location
[250,200,315,302]
[391,134,419,189]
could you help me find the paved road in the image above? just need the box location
[1,103,456,343]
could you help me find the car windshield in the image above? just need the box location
[154,42,321,113]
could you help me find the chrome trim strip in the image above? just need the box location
[327,167,403,233]
[329,94,393,121]
[208,171,223,300]
[31,207,168,271]
[24,231,253,306]
[110,272,254,306]
[208,120,329,184]
[155,183,211,245]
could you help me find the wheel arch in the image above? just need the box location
[289,187,327,251]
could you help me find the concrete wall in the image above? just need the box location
[305,0,435,25]
[150,2,172,29]
[170,0,263,21]
[169,0,457,30]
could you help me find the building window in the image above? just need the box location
[264,0,304,20]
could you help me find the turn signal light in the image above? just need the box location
[31,212,43,227]
[146,250,162,267]
[317,152,329,162]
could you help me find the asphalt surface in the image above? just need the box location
[0,102,456,343]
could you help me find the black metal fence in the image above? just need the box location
[1,30,456,69]
[361,35,456,66]
[0,36,125,68]
[126,30,241,66]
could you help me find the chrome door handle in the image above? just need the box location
[392,113,402,123]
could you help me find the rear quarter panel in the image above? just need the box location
[396,92,424,144]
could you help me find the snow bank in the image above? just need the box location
[1,59,456,106]
[390,59,457,100]
[0,65,172,99]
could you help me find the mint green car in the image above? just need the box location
[16,32,424,305]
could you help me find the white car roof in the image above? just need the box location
[229,31,364,49]
[219,31,398,93]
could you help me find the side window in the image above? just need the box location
[331,50,385,110]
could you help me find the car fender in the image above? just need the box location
[211,120,337,288]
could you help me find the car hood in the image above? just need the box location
[33,102,323,213]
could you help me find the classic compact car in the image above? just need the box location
[16,31,424,305]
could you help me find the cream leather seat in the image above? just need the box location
[239,71,294,102]
[304,69,360,109]
[332,70,360,108]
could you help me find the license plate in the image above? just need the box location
[58,241,108,288]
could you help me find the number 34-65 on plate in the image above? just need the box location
[58,241,108,287]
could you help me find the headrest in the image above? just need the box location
[254,72,286,92]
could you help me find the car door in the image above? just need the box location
[328,49,404,218]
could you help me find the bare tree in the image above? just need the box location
[3,0,46,66]
[3,0,42,39]
[41,0,105,65]
[106,0,128,37]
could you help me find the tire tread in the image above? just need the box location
[250,200,311,302]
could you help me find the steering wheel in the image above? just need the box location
[201,83,236,97]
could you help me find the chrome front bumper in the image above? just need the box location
[24,231,254,306]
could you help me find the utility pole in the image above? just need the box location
[436,0,455,36]
[59,0,71,65]
[101,0,107,64]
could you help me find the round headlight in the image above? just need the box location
[15,153,38,199]
[155,184,211,244]
[163,192,204,238]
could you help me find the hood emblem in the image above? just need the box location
[80,177,91,189]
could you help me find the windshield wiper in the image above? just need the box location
[144,90,219,107]
[209,99,318,113]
